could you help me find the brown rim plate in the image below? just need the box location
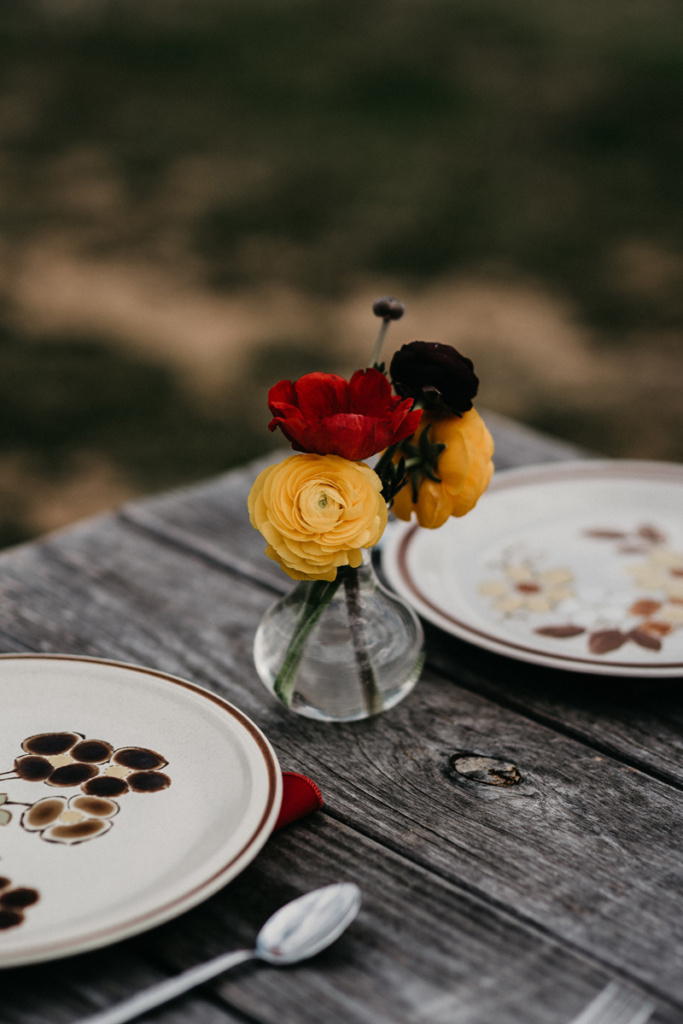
[383,460,683,678]
[0,654,281,967]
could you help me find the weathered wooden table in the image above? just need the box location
[1,412,681,1024]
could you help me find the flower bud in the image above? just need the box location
[372,296,405,321]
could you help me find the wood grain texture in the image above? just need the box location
[150,817,680,1024]
[1,414,680,1023]
[120,421,683,793]
[425,627,683,787]
[0,514,680,1013]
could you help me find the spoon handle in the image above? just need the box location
[79,948,256,1024]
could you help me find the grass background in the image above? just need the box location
[1,0,682,547]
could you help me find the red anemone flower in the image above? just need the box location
[268,368,422,461]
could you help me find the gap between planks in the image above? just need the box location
[117,505,683,796]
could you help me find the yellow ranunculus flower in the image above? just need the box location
[392,409,494,529]
[248,453,388,581]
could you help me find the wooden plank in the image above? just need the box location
[2,814,674,1024]
[145,816,679,1024]
[1,517,683,1011]
[120,437,683,790]
[425,627,683,788]
[0,945,242,1024]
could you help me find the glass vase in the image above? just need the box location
[253,554,424,722]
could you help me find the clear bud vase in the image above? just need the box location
[253,554,425,722]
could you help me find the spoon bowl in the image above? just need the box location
[257,882,362,964]
[79,883,362,1024]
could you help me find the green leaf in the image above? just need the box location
[0,807,11,826]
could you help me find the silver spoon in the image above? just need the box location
[81,883,362,1024]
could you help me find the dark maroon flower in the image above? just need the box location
[389,341,479,416]
[267,368,422,461]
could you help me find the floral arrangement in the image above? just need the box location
[248,297,495,714]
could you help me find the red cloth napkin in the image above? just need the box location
[274,771,323,830]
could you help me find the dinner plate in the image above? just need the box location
[383,460,683,678]
[0,655,282,967]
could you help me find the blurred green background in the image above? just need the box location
[1,0,682,548]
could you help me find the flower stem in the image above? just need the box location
[370,319,390,367]
[273,577,342,706]
[343,566,383,715]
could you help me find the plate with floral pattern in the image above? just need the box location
[0,655,282,967]
[383,460,683,678]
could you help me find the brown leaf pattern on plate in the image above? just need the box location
[479,522,682,660]
[638,524,667,543]
[629,628,662,651]
[0,876,39,930]
[0,734,172,845]
[585,522,669,557]
[629,599,662,616]
[21,794,119,845]
[588,630,628,655]
[584,529,627,539]
[639,621,673,637]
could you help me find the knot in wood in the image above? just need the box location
[449,754,522,786]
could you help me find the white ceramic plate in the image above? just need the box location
[383,460,683,678]
[0,655,282,967]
